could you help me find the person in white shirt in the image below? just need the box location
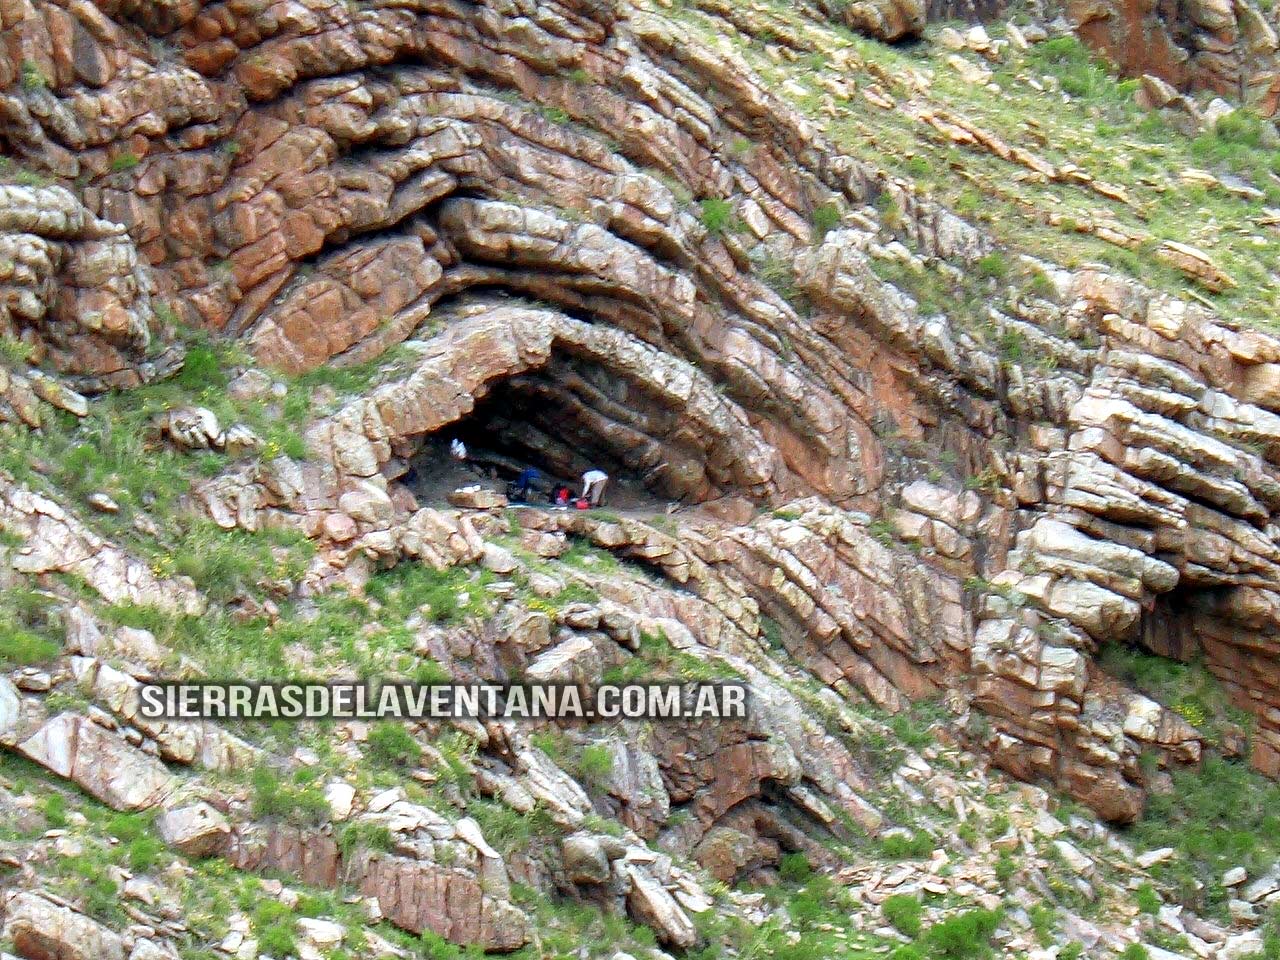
[581,468,608,506]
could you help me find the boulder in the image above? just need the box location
[325,781,357,821]
[346,850,530,950]
[1135,74,1180,109]
[338,481,394,525]
[824,0,924,41]
[158,407,222,450]
[525,636,602,684]
[520,530,568,558]
[322,512,359,542]
[693,826,757,883]
[625,865,698,948]
[482,543,519,574]
[2,892,125,960]
[16,713,176,810]
[154,802,230,857]
[447,486,507,510]
[562,834,611,884]
[222,424,264,457]
[227,369,273,402]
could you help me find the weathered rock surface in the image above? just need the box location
[154,802,231,857]
[1,892,125,960]
[2,3,1280,957]
[1070,0,1280,116]
[0,479,204,614]
[15,712,177,810]
[223,822,531,951]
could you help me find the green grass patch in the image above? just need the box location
[811,203,841,242]
[1098,643,1247,745]
[1126,756,1280,916]
[699,197,741,236]
[920,909,1002,960]
[883,893,923,937]
[0,586,61,666]
[366,722,422,768]
[879,829,935,859]
[249,764,330,826]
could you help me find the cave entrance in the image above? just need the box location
[401,354,708,515]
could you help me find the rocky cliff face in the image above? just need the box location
[3,0,1280,958]
[1068,0,1280,115]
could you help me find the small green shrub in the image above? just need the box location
[338,821,393,857]
[40,793,68,828]
[106,812,148,842]
[1135,882,1160,914]
[20,60,49,91]
[786,873,836,930]
[778,851,812,884]
[110,153,140,172]
[249,764,329,825]
[366,722,422,768]
[1028,905,1056,947]
[104,812,165,869]
[420,929,464,960]
[905,155,931,178]
[125,835,166,872]
[467,799,556,855]
[976,251,1007,280]
[879,830,934,860]
[0,336,33,365]
[1119,945,1149,960]
[12,168,50,187]
[920,909,1001,960]
[176,345,228,391]
[890,700,942,749]
[413,658,451,684]
[811,203,841,243]
[76,863,121,922]
[365,563,491,626]
[699,197,739,236]
[883,893,923,938]
[1212,110,1268,148]
[1025,36,1117,102]
[760,616,784,650]
[296,891,337,917]
[0,630,60,666]
[256,922,296,957]
[994,852,1016,882]
[576,743,614,786]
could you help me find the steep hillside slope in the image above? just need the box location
[2,0,1280,958]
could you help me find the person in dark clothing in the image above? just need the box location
[512,467,540,502]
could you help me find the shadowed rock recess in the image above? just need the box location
[4,0,1280,957]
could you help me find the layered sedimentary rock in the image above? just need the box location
[1067,0,1280,115]
[0,183,178,388]
[4,0,1280,846]
[7,0,1280,956]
